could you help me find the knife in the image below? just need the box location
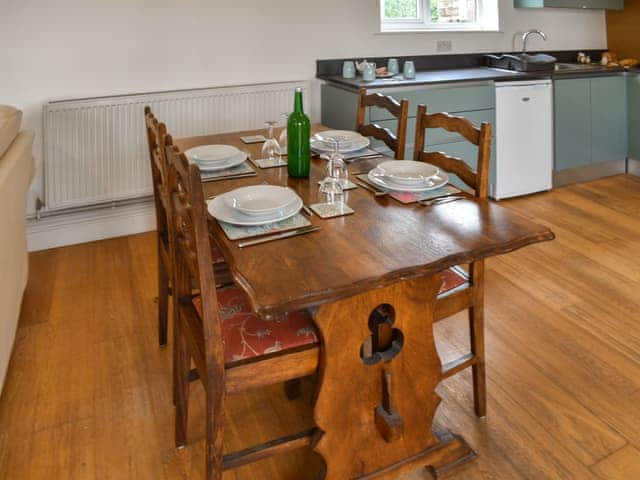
[355,180,388,197]
[420,196,465,207]
[238,226,320,249]
[302,204,314,217]
[346,154,384,161]
[245,154,259,169]
[204,172,258,183]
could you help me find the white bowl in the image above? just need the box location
[368,169,449,193]
[209,193,303,226]
[311,132,370,153]
[193,151,247,172]
[372,160,439,185]
[186,145,240,164]
[224,185,299,216]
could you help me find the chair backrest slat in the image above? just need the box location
[144,107,170,238]
[413,105,492,198]
[356,89,409,160]
[425,112,481,145]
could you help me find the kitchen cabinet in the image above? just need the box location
[591,76,628,164]
[514,0,623,10]
[554,76,628,171]
[321,82,496,182]
[554,78,591,171]
[628,75,640,160]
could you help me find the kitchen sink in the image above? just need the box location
[486,53,557,73]
[554,63,605,72]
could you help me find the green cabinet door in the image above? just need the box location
[628,75,640,160]
[590,76,628,165]
[321,84,360,131]
[554,78,592,171]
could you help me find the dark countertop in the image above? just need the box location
[552,64,626,79]
[317,51,638,91]
[319,66,636,91]
[320,67,543,90]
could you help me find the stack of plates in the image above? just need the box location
[185,144,247,171]
[368,160,449,192]
[312,130,370,153]
[207,185,303,226]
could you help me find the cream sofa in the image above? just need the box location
[0,106,34,392]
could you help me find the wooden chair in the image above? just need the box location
[413,104,493,418]
[356,88,409,160]
[144,107,174,346]
[164,144,320,480]
[144,107,227,346]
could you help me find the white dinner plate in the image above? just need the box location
[185,145,240,164]
[312,131,370,153]
[314,130,362,144]
[368,169,449,192]
[208,191,303,226]
[223,185,299,216]
[371,160,439,186]
[193,151,247,172]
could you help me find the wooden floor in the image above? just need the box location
[2,175,640,479]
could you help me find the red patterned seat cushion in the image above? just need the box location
[439,267,469,297]
[192,287,318,364]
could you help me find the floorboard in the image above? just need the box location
[1,174,639,479]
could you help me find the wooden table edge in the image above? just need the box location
[221,228,555,318]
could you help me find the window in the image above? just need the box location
[380,0,499,33]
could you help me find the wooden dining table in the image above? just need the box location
[176,125,554,480]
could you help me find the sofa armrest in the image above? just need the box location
[0,130,35,392]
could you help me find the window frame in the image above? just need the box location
[380,0,497,33]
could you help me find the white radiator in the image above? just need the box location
[43,81,309,212]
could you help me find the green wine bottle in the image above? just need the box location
[287,88,311,178]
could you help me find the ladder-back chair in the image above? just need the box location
[165,144,320,480]
[356,88,409,160]
[414,104,493,418]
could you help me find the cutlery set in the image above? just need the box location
[354,180,464,205]
[354,180,388,197]
[238,226,321,249]
[419,195,465,206]
[206,171,257,182]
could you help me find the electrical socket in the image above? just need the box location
[437,40,453,53]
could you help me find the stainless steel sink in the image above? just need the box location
[486,53,557,73]
[554,63,603,72]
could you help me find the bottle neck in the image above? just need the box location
[293,91,304,114]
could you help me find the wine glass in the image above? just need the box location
[319,137,346,205]
[262,121,281,162]
[319,176,344,205]
[278,113,289,155]
[328,140,349,189]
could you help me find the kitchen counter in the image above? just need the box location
[319,67,539,90]
[552,64,626,79]
[316,51,637,92]
[319,66,636,91]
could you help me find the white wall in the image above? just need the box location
[0,0,606,215]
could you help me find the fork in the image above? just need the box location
[420,196,465,207]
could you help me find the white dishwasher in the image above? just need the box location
[493,79,554,200]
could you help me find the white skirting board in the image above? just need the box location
[27,201,156,252]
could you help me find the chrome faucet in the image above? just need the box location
[522,29,547,54]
